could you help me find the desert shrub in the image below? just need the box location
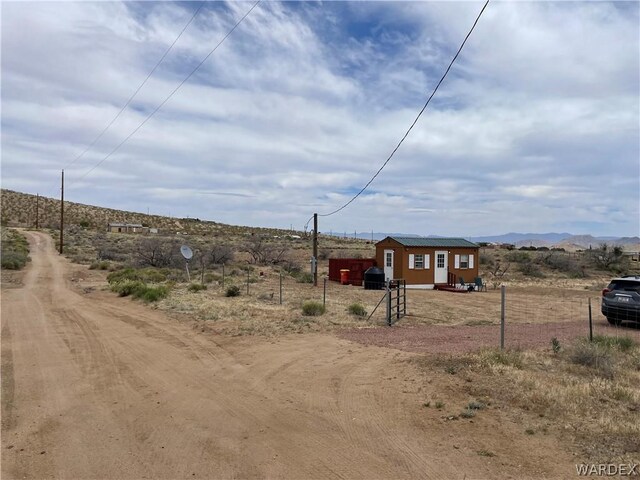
[111,279,145,297]
[188,283,207,292]
[1,251,29,270]
[89,260,110,270]
[79,219,91,229]
[203,272,221,284]
[302,301,325,316]
[1,229,30,270]
[592,335,636,353]
[479,253,493,266]
[347,303,367,317]
[295,272,313,284]
[225,285,241,297]
[506,251,531,263]
[107,268,141,284]
[518,261,544,278]
[570,341,615,378]
[479,349,523,369]
[132,285,169,302]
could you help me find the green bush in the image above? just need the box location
[225,285,241,297]
[347,303,367,317]
[111,279,145,297]
[188,283,207,292]
[1,251,29,270]
[571,341,614,378]
[518,261,544,278]
[302,300,325,316]
[107,268,140,284]
[133,285,169,302]
[505,251,531,263]
[295,272,313,284]
[592,335,636,353]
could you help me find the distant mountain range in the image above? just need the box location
[336,231,640,250]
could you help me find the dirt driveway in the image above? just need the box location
[1,231,576,479]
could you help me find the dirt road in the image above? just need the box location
[2,231,573,479]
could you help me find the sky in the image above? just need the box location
[1,1,639,237]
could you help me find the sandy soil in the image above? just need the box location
[2,231,579,479]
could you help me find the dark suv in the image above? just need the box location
[601,275,640,326]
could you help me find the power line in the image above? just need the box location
[68,0,262,188]
[317,0,490,219]
[62,2,205,172]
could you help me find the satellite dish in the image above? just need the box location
[180,245,193,260]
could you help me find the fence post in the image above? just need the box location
[588,297,593,342]
[403,280,406,316]
[500,285,506,350]
[386,281,391,326]
[323,277,327,307]
[222,264,225,288]
[279,272,283,305]
[247,270,250,295]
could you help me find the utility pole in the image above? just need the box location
[35,193,39,229]
[313,213,318,287]
[60,170,64,254]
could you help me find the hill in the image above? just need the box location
[1,189,296,237]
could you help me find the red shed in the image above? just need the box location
[328,258,377,286]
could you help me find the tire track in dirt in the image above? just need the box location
[2,231,579,479]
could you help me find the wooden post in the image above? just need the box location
[279,272,283,305]
[246,269,250,295]
[222,264,225,288]
[59,170,64,254]
[500,285,506,349]
[35,193,39,229]
[312,213,318,287]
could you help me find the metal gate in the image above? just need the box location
[386,279,406,325]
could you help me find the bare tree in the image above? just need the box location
[488,260,510,289]
[245,236,289,265]
[587,243,625,270]
[136,238,179,267]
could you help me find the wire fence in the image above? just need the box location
[188,267,639,350]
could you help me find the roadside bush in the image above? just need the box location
[1,251,29,270]
[347,303,367,317]
[225,285,241,297]
[302,301,325,316]
[478,349,523,369]
[188,283,207,292]
[107,268,140,284]
[89,261,110,270]
[111,279,145,297]
[133,285,169,302]
[1,229,30,270]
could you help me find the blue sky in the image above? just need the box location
[1,1,638,237]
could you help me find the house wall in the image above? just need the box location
[376,239,479,285]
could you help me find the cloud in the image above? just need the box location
[1,1,638,237]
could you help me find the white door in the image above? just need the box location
[383,249,394,281]
[434,251,448,284]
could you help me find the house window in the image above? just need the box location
[386,252,393,267]
[460,254,469,269]
[414,254,424,269]
[437,254,445,269]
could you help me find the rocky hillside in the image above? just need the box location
[0,189,295,237]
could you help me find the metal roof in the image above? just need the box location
[108,223,144,227]
[384,236,479,248]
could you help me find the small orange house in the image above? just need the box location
[375,236,479,288]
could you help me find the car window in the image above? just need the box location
[609,280,640,293]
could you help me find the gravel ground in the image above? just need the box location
[339,318,640,354]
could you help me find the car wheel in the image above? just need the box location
[606,316,620,326]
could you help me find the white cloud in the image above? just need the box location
[1,1,638,237]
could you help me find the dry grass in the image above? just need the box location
[415,340,640,464]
